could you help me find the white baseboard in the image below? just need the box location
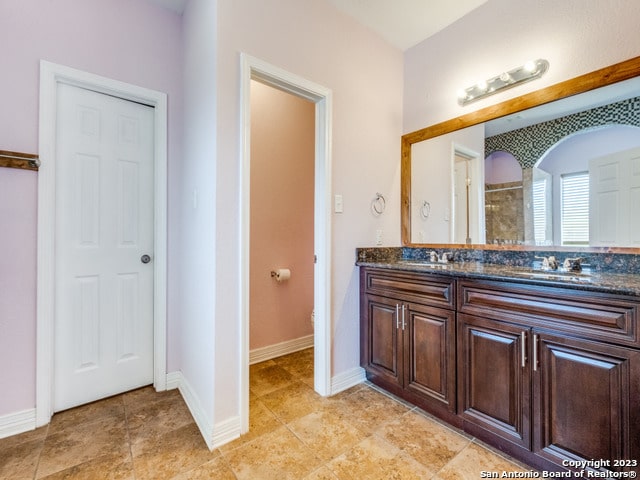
[165,371,182,390]
[0,408,37,440]
[331,366,366,395]
[171,371,241,450]
[249,334,314,364]
[211,415,242,449]
[175,372,215,450]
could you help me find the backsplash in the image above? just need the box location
[357,247,640,274]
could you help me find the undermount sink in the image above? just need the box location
[398,260,450,269]
[505,269,592,282]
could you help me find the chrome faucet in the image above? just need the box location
[439,252,453,263]
[563,257,583,272]
[536,255,559,270]
[429,251,453,263]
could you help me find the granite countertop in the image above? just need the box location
[356,259,640,297]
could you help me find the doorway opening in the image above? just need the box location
[240,54,332,434]
[248,79,315,367]
[451,144,483,244]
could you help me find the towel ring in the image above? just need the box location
[420,201,431,219]
[372,193,386,215]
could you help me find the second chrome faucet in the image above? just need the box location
[430,251,453,264]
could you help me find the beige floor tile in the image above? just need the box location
[303,465,341,480]
[274,348,315,385]
[324,386,411,434]
[287,410,368,462]
[0,438,44,480]
[260,380,325,423]
[131,423,217,480]
[222,425,322,480]
[327,435,434,480]
[0,425,48,450]
[434,442,530,479]
[122,385,181,411]
[0,349,539,479]
[219,398,283,452]
[376,410,471,473]
[48,395,125,435]
[36,415,128,478]
[127,394,196,451]
[37,451,135,480]
[170,456,237,480]
[249,363,295,397]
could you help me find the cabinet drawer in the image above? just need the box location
[458,279,640,348]
[362,268,455,309]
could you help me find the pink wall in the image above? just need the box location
[249,81,315,350]
[0,0,182,417]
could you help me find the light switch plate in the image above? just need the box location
[334,194,343,213]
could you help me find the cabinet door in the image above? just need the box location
[404,303,456,412]
[361,294,403,387]
[534,332,640,469]
[458,313,531,449]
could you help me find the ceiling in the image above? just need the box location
[148,0,487,51]
[326,0,487,50]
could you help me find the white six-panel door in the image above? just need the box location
[589,146,640,247]
[54,83,155,411]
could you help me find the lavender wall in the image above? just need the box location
[404,0,640,134]
[0,0,182,417]
[0,169,37,416]
[485,151,523,185]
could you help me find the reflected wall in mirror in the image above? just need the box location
[401,55,640,251]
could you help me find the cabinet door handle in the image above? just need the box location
[533,334,538,371]
[396,304,400,329]
[401,304,406,330]
[521,331,527,368]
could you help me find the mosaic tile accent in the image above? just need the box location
[485,96,640,168]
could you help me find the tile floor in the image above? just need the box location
[0,348,532,479]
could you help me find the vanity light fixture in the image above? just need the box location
[457,59,549,106]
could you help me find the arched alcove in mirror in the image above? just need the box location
[533,125,640,247]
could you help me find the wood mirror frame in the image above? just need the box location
[401,55,640,253]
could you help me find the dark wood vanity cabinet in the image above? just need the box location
[457,313,532,450]
[458,279,640,472]
[360,267,640,473]
[360,268,458,423]
[533,332,640,468]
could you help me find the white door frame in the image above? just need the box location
[239,54,332,433]
[450,143,484,244]
[36,61,168,426]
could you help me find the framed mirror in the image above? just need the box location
[401,55,640,252]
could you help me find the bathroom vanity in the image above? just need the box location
[370,55,640,474]
[358,254,640,474]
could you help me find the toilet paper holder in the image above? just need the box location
[270,268,291,282]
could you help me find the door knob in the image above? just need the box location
[141,254,152,264]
